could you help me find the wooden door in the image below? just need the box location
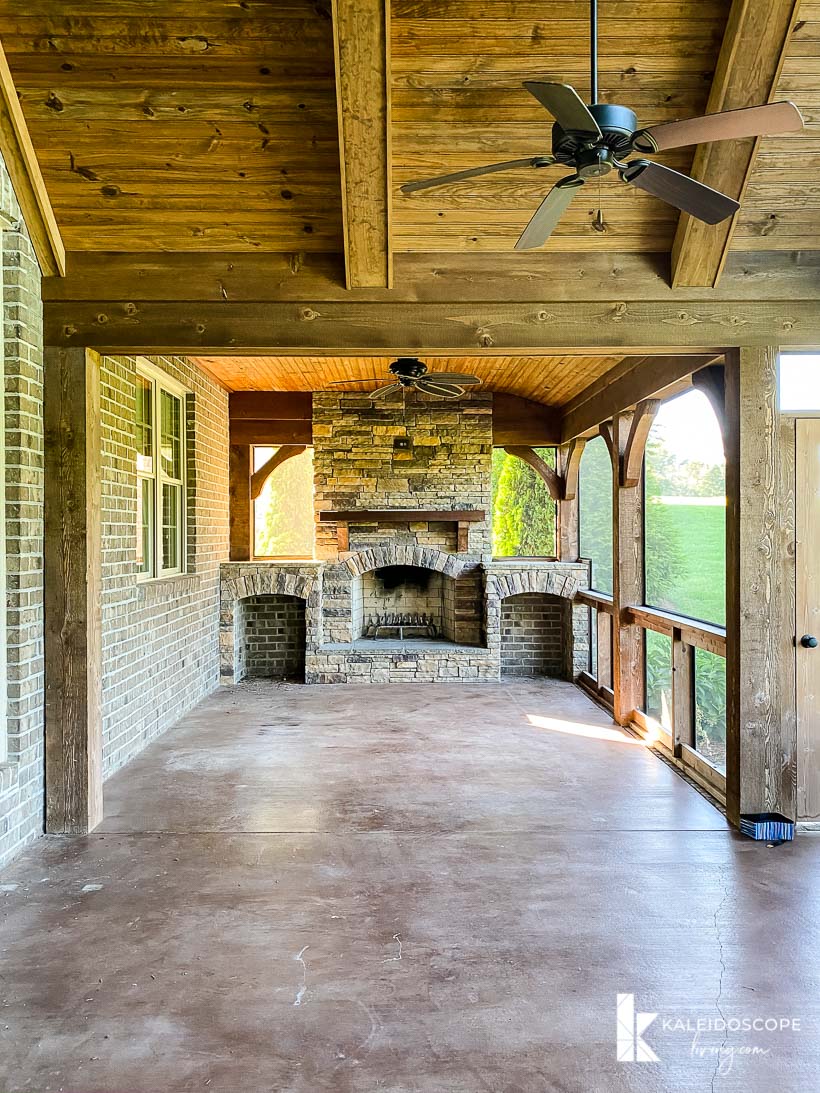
[797,418,820,820]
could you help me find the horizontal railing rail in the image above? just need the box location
[625,604,726,658]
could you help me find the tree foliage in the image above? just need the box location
[491,448,556,556]
[254,447,315,557]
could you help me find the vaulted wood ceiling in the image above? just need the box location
[3,0,818,272]
[192,353,628,406]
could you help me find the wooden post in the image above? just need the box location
[672,631,695,755]
[557,440,581,561]
[229,443,252,561]
[43,347,103,834]
[612,411,645,726]
[725,346,797,825]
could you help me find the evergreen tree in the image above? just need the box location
[492,448,556,556]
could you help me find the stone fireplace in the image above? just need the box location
[355,565,451,640]
[220,390,590,684]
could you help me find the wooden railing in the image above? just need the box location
[625,605,726,657]
[574,592,727,803]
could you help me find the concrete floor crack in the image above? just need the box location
[710,866,730,1092]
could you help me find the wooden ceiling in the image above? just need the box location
[192,353,628,406]
[391,0,722,253]
[0,1,344,252]
[3,0,819,300]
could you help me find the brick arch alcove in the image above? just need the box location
[219,565,321,684]
[498,592,565,679]
[239,594,307,682]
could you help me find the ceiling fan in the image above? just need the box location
[327,357,481,400]
[400,0,805,250]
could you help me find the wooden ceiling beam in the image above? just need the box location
[331,0,392,289]
[45,299,820,355]
[43,250,820,305]
[670,0,800,289]
[0,42,64,276]
[560,354,721,443]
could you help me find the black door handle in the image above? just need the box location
[801,634,818,649]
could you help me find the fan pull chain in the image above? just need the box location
[593,175,605,232]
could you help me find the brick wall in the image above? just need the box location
[0,156,45,869]
[99,355,229,775]
[500,593,564,678]
[239,594,306,680]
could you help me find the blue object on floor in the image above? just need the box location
[739,812,795,841]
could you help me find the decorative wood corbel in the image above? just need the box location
[620,399,661,488]
[503,445,563,500]
[249,444,307,500]
[691,364,726,448]
[560,437,586,501]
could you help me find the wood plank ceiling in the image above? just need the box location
[191,353,627,406]
[0,1,818,264]
[0,1,344,252]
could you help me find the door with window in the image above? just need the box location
[797,418,820,821]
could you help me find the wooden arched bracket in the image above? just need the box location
[249,444,307,500]
[620,399,661,488]
[503,446,562,500]
[559,437,586,501]
[691,364,726,452]
[598,420,615,462]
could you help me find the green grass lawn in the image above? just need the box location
[645,501,726,626]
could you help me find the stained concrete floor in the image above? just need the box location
[1,681,819,1093]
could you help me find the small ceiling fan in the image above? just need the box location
[327,357,481,400]
[400,0,804,250]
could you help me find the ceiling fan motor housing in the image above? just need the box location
[552,102,638,171]
[390,357,428,380]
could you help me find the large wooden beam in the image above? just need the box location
[0,41,64,276]
[229,391,313,447]
[670,0,800,289]
[42,250,820,305]
[561,355,719,443]
[724,346,797,825]
[44,301,820,355]
[43,347,102,833]
[492,394,560,446]
[331,0,391,289]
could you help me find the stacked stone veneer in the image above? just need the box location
[0,155,46,869]
[220,558,588,685]
[313,390,493,559]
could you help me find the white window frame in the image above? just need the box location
[135,358,189,581]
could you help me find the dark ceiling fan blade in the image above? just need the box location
[415,379,464,399]
[427,372,481,384]
[400,157,554,194]
[523,82,602,138]
[514,178,584,250]
[621,161,739,225]
[370,383,403,399]
[631,101,804,153]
